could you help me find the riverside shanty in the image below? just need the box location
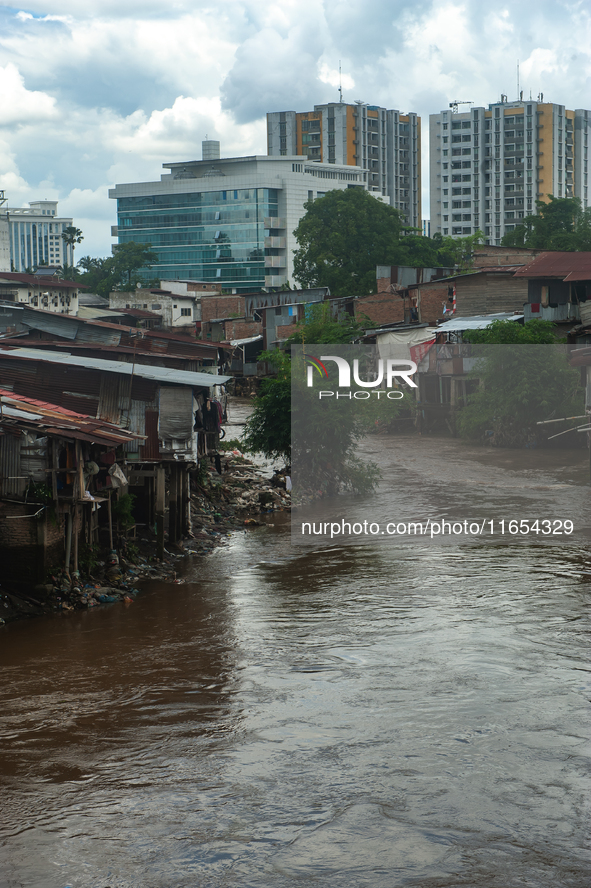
[0,311,228,614]
[0,306,292,622]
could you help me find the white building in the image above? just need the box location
[0,272,80,314]
[267,103,422,229]
[110,145,368,291]
[0,196,75,271]
[430,99,590,245]
[109,279,222,328]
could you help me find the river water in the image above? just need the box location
[1,420,591,887]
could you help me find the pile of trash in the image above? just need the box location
[186,450,291,547]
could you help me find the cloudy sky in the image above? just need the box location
[1,0,589,257]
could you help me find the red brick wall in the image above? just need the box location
[275,321,297,340]
[472,245,541,268]
[355,292,405,326]
[222,319,262,340]
[415,284,450,324]
[0,501,64,584]
[201,296,245,323]
[186,282,223,294]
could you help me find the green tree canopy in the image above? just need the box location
[75,243,159,298]
[458,343,583,446]
[501,196,591,251]
[462,319,557,344]
[242,350,291,462]
[293,188,484,296]
[285,302,367,345]
[293,188,406,296]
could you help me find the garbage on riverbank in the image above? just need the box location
[0,451,290,624]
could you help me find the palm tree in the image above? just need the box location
[61,226,84,268]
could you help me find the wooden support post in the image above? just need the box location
[72,505,78,573]
[51,438,59,502]
[180,466,188,538]
[75,441,85,500]
[107,492,114,551]
[155,466,165,560]
[168,464,178,544]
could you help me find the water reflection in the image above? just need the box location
[0,438,591,886]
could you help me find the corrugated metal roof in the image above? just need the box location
[229,335,263,346]
[0,388,142,445]
[436,313,523,332]
[0,273,81,289]
[77,306,124,320]
[0,347,231,387]
[514,252,591,279]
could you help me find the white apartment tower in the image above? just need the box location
[0,198,75,271]
[267,102,421,229]
[430,99,590,244]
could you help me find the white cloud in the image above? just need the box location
[0,63,57,124]
[0,0,589,253]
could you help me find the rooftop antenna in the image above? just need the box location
[517,59,519,100]
[338,60,343,103]
[449,100,473,113]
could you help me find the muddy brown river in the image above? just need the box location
[1,428,590,887]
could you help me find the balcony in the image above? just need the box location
[265,274,286,288]
[264,256,286,268]
[264,236,286,249]
[264,217,286,230]
[111,225,118,236]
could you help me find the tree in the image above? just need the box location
[242,350,291,462]
[458,332,582,446]
[293,188,408,296]
[501,196,591,251]
[75,243,159,298]
[292,188,485,296]
[430,230,486,271]
[462,318,557,344]
[286,302,367,345]
[61,226,84,266]
[110,242,159,288]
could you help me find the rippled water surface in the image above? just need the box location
[1,433,591,887]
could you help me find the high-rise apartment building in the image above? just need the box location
[430,99,590,244]
[0,197,75,271]
[110,143,368,291]
[267,102,421,228]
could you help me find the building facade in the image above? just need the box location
[267,103,421,228]
[0,272,80,314]
[109,279,222,328]
[110,150,367,291]
[0,197,75,271]
[430,99,590,244]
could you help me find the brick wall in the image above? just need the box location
[414,284,450,324]
[413,273,528,319]
[472,245,542,268]
[355,292,405,326]
[0,501,64,584]
[275,321,297,340]
[201,295,245,323]
[222,319,262,340]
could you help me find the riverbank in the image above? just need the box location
[0,450,290,625]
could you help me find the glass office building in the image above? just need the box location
[116,187,278,290]
[110,154,366,291]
